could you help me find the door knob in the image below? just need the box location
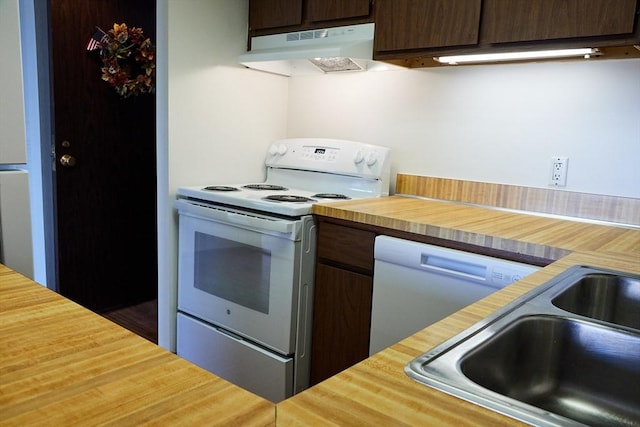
[60,154,77,167]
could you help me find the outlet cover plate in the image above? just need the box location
[550,156,568,187]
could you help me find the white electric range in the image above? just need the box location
[174,138,391,402]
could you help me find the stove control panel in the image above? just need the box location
[301,146,339,162]
[266,138,390,180]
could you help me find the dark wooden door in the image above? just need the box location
[50,0,157,311]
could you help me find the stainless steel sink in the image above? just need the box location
[552,273,640,330]
[406,266,640,427]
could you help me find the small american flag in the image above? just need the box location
[86,27,108,51]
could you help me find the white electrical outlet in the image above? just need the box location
[549,156,568,187]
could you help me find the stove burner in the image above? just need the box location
[243,184,289,191]
[264,195,315,203]
[203,185,240,192]
[313,193,351,200]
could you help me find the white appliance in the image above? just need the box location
[238,23,397,76]
[0,0,32,279]
[0,171,33,278]
[369,236,539,355]
[175,138,391,402]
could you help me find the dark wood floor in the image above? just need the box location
[101,299,158,344]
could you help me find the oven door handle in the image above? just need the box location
[175,199,296,234]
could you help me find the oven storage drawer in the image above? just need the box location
[177,313,294,403]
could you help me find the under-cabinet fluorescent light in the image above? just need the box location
[435,48,598,65]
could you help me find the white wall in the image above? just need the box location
[158,0,288,349]
[167,1,289,188]
[287,58,640,198]
[0,0,27,164]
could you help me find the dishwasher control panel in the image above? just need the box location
[490,268,529,288]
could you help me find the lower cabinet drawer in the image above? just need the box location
[177,313,293,403]
[317,221,375,271]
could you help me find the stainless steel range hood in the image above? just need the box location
[238,23,396,76]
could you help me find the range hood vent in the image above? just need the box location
[238,23,396,76]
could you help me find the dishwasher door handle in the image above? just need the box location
[420,253,487,281]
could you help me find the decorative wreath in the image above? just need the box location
[92,23,155,99]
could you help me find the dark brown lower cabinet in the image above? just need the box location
[310,264,373,385]
[310,220,376,385]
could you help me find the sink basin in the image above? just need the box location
[406,266,640,427]
[461,316,640,426]
[552,273,640,330]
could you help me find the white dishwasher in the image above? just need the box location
[369,236,539,355]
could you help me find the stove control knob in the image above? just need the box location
[353,150,364,164]
[366,153,378,167]
[269,144,288,156]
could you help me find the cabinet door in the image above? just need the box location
[306,0,371,23]
[310,264,373,385]
[374,0,482,52]
[249,0,302,30]
[483,0,638,43]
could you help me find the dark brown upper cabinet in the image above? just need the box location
[374,0,483,52]
[483,0,639,44]
[307,0,371,23]
[249,0,303,31]
[373,0,640,67]
[249,0,373,35]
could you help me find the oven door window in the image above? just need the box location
[194,232,270,314]
[177,212,301,354]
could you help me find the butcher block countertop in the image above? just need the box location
[275,193,640,425]
[311,195,640,260]
[0,264,275,426]
[3,190,639,425]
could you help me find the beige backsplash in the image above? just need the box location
[396,174,640,227]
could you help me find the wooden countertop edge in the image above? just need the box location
[311,197,565,260]
[311,195,640,260]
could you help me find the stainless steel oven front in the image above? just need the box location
[175,199,316,402]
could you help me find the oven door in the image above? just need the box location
[176,200,304,355]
